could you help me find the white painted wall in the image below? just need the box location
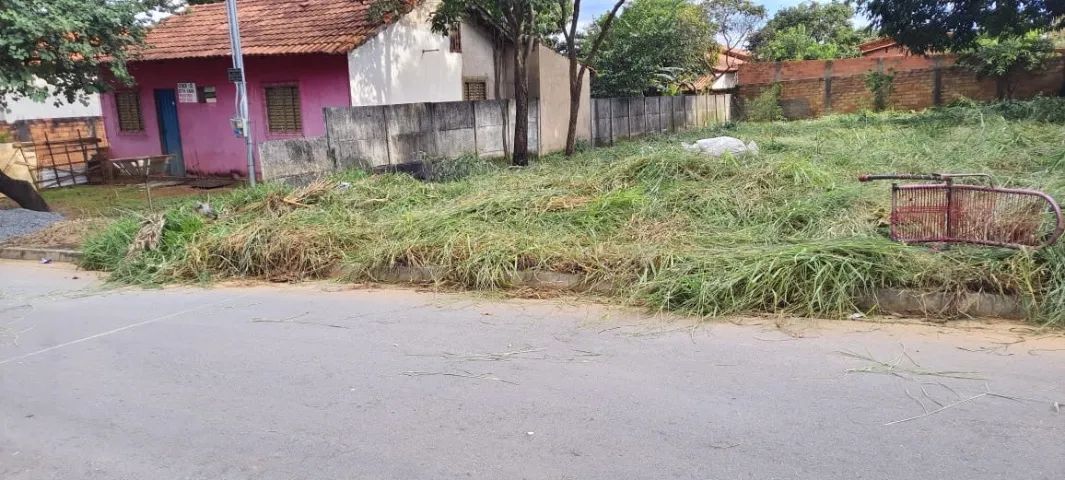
[711,72,737,91]
[347,0,464,106]
[460,22,498,99]
[1,93,101,122]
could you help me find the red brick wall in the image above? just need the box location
[0,117,108,167]
[738,55,1064,119]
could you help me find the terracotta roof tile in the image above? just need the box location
[134,0,406,61]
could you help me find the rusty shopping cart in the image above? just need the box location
[859,173,1064,249]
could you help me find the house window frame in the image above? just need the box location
[263,82,303,136]
[462,77,488,101]
[449,26,462,53]
[114,90,145,134]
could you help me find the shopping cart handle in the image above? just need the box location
[859,173,942,183]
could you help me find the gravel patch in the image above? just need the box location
[0,209,65,243]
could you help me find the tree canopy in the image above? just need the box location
[703,0,765,65]
[585,0,715,97]
[430,0,560,165]
[857,0,1065,54]
[0,0,178,108]
[748,0,868,61]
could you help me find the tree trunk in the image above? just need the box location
[512,41,531,167]
[564,53,581,156]
[0,169,50,212]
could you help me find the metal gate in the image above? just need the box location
[860,173,1064,249]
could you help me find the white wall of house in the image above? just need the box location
[347,0,464,106]
[711,72,737,91]
[459,22,498,99]
[1,93,101,122]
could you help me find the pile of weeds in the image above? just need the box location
[82,97,1065,325]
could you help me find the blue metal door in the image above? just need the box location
[154,89,186,177]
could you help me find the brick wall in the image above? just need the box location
[0,117,108,167]
[738,55,1065,119]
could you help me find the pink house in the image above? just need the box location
[102,0,517,178]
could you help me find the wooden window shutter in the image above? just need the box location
[265,85,302,133]
[463,80,487,101]
[115,91,144,132]
[449,27,462,53]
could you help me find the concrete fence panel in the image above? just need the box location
[325,99,538,169]
[324,106,388,169]
[259,136,331,183]
[590,94,731,146]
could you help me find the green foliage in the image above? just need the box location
[757,25,847,61]
[83,98,1065,325]
[863,70,894,112]
[749,1,868,61]
[586,0,716,97]
[857,0,1065,54]
[367,0,415,23]
[744,84,784,121]
[957,34,1057,99]
[959,35,1057,78]
[703,0,766,60]
[0,0,178,107]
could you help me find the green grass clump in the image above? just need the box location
[82,97,1065,325]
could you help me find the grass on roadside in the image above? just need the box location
[81,97,1065,325]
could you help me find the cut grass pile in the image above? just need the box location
[82,98,1065,325]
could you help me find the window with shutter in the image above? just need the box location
[463,80,487,101]
[449,27,462,53]
[115,91,144,132]
[265,85,302,134]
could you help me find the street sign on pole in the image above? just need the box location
[225,0,255,187]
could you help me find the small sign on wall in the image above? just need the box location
[177,82,198,103]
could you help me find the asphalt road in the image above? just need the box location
[1,260,1064,479]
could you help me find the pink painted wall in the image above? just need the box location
[101,54,350,177]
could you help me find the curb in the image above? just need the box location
[367,266,1027,320]
[859,288,1025,320]
[0,247,82,264]
[26,257,1027,320]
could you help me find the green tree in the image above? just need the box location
[558,0,626,156]
[958,34,1057,99]
[0,0,177,107]
[0,0,176,211]
[586,0,715,98]
[856,0,1065,54]
[704,0,766,75]
[430,0,560,166]
[748,1,867,61]
[758,25,851,61]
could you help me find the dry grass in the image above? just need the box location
[80,98,1065,324]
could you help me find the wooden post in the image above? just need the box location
[43,132,60,188]
[76,129,89,184]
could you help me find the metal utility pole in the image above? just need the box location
[225,0,255,186]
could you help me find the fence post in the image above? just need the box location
[383,106,394,167]
[43,132,60,188]
[625,98,631,142]
[608,98,614,145]
[471,101,479,158]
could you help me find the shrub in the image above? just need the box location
[745,84,784,122]
[863,70,895,112]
